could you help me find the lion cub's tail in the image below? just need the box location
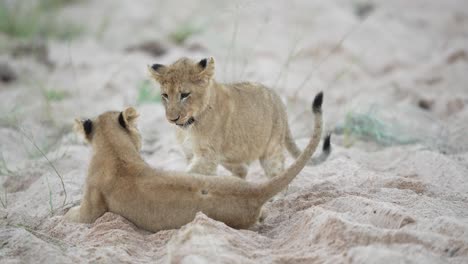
[285,121,331,165]
[259,92,324,202]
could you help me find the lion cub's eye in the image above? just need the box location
[180,92,191,100]
[161,93,168,100]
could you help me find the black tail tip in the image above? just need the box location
[151,63,164,71]
[312,91,324,113]
[323,133,332,153]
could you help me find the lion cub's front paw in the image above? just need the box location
[64,206,81,222]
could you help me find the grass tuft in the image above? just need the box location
[136,80,161,105]
[0,107,22,129]
[44,89,68,102]
[336,109,418,147]
[168,22,202,45]
[0,152,13,208]
[0,0,82,40]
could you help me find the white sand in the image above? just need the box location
[1,0,467,263]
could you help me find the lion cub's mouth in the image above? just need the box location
[176,117,195,128]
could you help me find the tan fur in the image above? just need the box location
[64,99,324,232]
[148,57,326,179]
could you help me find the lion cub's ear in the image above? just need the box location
[148,64,166,82]
[198,57,215,80]
[119,107,139,128]
[74,118,93,140]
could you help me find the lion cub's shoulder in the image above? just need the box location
[226,81,276,98]
[228,81,265,90]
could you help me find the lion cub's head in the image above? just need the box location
[74,107,142,151]
[148,57,215,128]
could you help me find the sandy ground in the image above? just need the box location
[1,0,468,263]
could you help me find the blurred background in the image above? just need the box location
[1,0,468,208]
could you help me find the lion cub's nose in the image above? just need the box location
[169,116,180,123]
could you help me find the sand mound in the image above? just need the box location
[1,147,467,263]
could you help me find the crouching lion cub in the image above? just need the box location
[148,57,330,179]
[64,92,325,232]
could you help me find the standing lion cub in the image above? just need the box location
[65,92,325,231]
[148,57,330,179]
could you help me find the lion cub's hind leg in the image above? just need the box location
[260,143,287,198]
[259,144,285,179]
[222,163,248,179]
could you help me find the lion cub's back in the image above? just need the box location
[227,82,285,112]
[222,82,289,155]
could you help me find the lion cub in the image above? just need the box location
[64,92,325,232]
[148,57,330,179]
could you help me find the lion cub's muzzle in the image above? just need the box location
[168,115,180,123]
[176,117,195,128]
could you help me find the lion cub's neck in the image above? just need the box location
[192,80,230,132]
[90,133,145,177]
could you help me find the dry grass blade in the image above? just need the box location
[17,127,67,207]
